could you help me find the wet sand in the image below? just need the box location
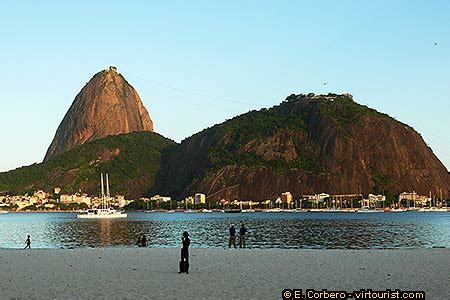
[0,248,448,299]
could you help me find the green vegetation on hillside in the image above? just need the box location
[205,98,326,175]
[0,132,175,197]
[201,94,398,176]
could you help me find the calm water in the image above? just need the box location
[0,212,449,249]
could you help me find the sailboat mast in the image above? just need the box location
[101,173,105,209]
[429,191,432,208]
[106,173,110,208]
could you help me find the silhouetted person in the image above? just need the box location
[141,235,147,247]
[136,236,142,247]
[179,231,190,274]
[24,235,31,250]
[239,223,247,248]
[229,225,236,248]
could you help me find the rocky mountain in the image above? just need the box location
[1,132,174,199]
[44,66,154,161]
[152,93,449,201]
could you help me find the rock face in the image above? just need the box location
[44,66,153,161]
[153,93,449,201]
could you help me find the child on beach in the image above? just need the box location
[24,235,31,250]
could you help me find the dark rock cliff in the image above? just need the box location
[153,93,449,201]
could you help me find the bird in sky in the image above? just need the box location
[434,42,438,46]
[323,82,328,85]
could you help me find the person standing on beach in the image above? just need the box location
[179,231,190,274]
[239,223,247,248]
[24,235,31,250]
[141,235,147,247]
[229,225,236,248]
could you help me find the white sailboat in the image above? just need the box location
[77,174,127,219]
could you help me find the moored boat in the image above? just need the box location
[224,209,242,213]
[357,206,382,213]
[77,174,127,219]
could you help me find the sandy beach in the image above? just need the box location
[0,248,448,299]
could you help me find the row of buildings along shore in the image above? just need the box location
[130,191,448,210]
[2,187,447,211]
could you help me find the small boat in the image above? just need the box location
[0,211,8,214]
[357,206,382,213]
[292,208,307,212]
[265,208,283,213]
[418,207,448,212]
[201,209,213,213]
[224,209,242,213]
[406,207,420,211]
[308,208,326,212]
[241,209,256,213]
[391,208,407,212]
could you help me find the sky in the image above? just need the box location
[0,0,449,172]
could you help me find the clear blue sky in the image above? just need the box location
[1,0,449,172]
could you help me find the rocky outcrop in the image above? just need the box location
[153,94,449,201]
[44,66,153,161]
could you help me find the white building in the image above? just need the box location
[150,195,171,203]
[33,190,47,201]
[194,193,206,205]
[361,194,386,208]
[281,192,293,206]
[59,193,91,206]
[399,192,430,206]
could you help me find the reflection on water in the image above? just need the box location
[0,212,448,249]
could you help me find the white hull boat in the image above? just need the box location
[265,208,283,213]
[357,206,382,213]
[418,207,448,212]
[77,208,127,219]
[77,173,127,219]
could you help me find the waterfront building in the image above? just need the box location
[59,193,91,206]
[150,195,171,203]
[281,192,293,208]
[361,194,386,208]
[194,193,206,205]
[399,192,430,207]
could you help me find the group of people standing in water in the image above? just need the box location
[136,223,248,274]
